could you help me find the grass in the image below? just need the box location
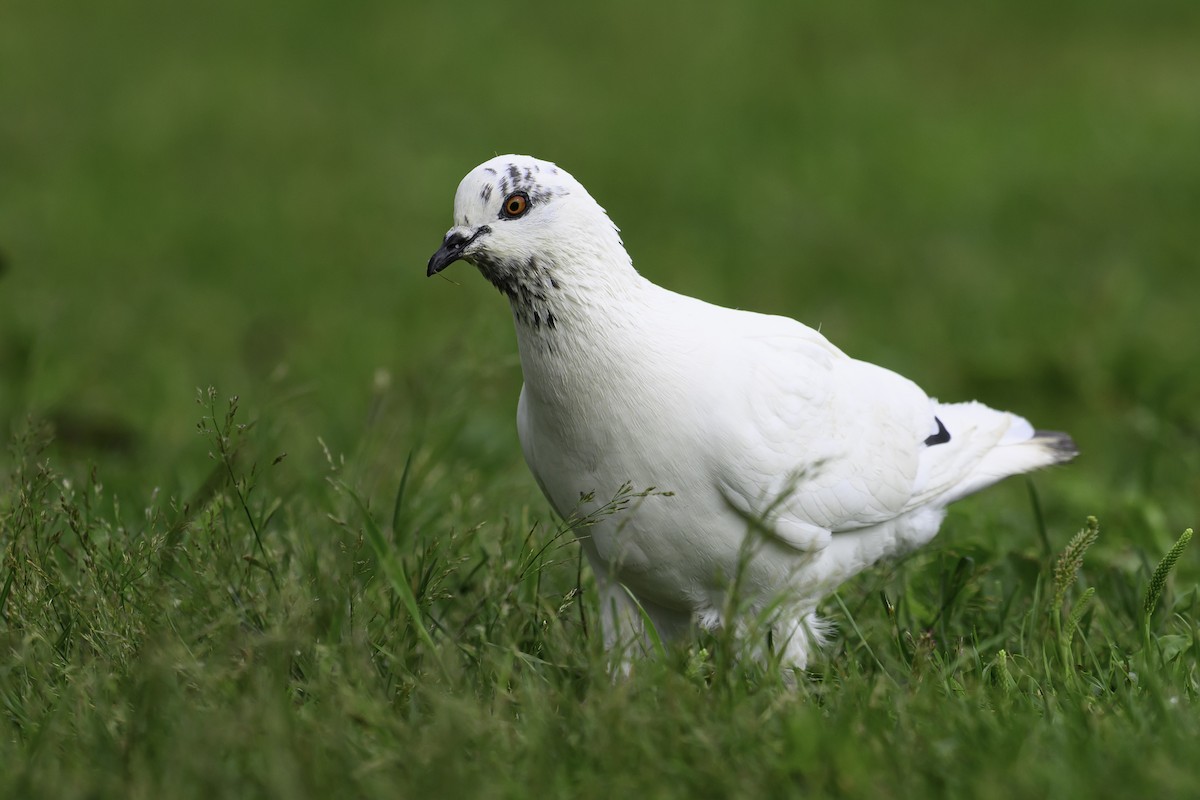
[2,0,1199,797]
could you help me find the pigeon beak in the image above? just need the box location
[427,237,464,277]
[427,226,488,277]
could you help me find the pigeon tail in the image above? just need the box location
[936,408,1077,505]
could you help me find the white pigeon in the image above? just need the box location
[427,154,1076,670]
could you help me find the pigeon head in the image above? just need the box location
[427,156,633,306]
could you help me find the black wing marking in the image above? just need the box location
[924,416,951,446]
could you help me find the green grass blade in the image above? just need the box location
[390,451,413,539]
[342,481,439,656]
[621,584,667,660]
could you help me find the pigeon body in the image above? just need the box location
[428,154,1076,668]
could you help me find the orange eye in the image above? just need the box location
[501,192,529,219]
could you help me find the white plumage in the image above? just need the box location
[427,154,1076,669]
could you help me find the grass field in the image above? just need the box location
[2,1,1199,797]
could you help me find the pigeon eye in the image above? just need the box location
[501,192,529,219]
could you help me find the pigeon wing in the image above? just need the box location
[708,312,937,545]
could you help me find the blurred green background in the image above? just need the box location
[2,0,1198,540]
[4,2,1200,797]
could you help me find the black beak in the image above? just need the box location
[427,226,488,277]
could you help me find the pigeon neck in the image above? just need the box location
[507,255,659,412]
[515,262,646,331]
[475,236,646,335]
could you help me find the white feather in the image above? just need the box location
[431,154,1077,669]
